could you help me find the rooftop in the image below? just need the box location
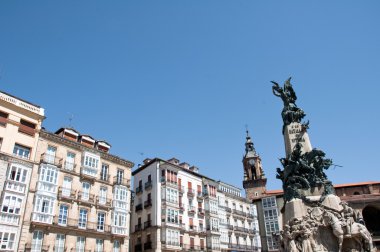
[0,90,44,116]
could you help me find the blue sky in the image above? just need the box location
[1,1,379,191]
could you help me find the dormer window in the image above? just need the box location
[96,141,111,153]
[80,135,95,148]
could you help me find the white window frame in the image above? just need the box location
[78,209,87,229]
[58,205,68,226]
[97,212,105,231]
[13,144,30,159]
[95,239,103,252]
[8,164,28,183]
[54,234,65,252]
[76,237,85,252]
[1,193,22,214]
[0,232,16,250]
[31,231,43,252]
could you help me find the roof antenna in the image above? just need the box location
[67,112,74,128]
[245,124,249,137]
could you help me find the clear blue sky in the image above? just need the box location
[1,1,379,191]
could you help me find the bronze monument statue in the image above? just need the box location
[272,78,375,252]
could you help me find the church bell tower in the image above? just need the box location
[242,130,267,200]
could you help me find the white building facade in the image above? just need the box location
[217,181,261,252]
[131,158,261,252]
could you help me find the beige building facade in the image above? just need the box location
[0,91,45,251]
[18,127,134,252]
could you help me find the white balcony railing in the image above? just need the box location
[111,226,127,235]
[37,181,58,194]
[113,200,127,210]
[32,212,53,224]
[5,180,26,194]
[0,212,20,225]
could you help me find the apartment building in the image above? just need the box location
[130,158,261,252]
[18,127,134,252]
[217,182,260,252]
[0,91,45,252]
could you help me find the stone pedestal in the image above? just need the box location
[283,122,312,157]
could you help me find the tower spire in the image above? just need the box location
[245,129,256,156]
[242,129,267,200]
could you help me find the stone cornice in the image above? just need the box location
[40,130,134,168]
[0,152,36,168]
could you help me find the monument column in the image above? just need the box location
[272,78,375,252]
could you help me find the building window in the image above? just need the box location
[82,182,90,200]
[97,212,105,231]
[166,209,179,224]
[31,231,43,252]
[0,232,15,250]
[164,188,178,203]
[116,169,124,183]
[19,119,36,136]
[166,229,179,246]
[76,237,85,252]
[265,221,280,234]
[113,212,127,227]
[100,164,108,181]
[99,187,107,204]
[264,209,278,221]
[78,209,87,228]
[1,194,22,214]
[39,165,58,184]
[54,234,65,252]
[113,241,120,252]
[84,154,99,169]
[34,195,54,215]
[0,111,8,127]
[262,197,277,208]
[58,205,68,225]
[13,144,30,159]
[95,239,103,252]
[62,177,72,196]
[65,152,75,170]
[8,164,28,183]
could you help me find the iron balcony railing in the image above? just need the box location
[25,243,49,252]
[144,220,151,229]
[58,187,76,201]
[233,209,246,216]
[135,203,143,212]
[40,153,63,167]
[144,242,152,250]
[187,188,195,197]
[63,161,76,172]
[52,216,111,233]
[178,185,185,194]
[188,206,196,215]
[144,199,152,208]
[113,176,130,187]
[135,186,143,194]
[99,173,110,183]
[145,181,153,190]
[77,191,95,205]
[135,224,142,232]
